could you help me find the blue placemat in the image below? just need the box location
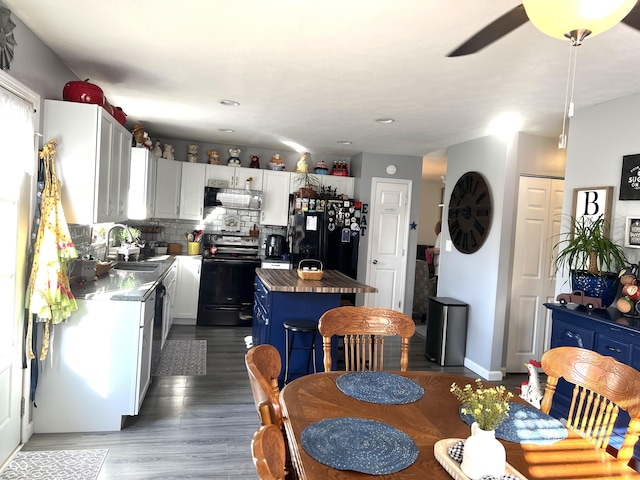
[459,402,568,445]
[336,371,424,404]
[301,417,418,474]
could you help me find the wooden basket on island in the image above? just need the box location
[297,259,324,280]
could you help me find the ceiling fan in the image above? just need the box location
[448,1,640,57]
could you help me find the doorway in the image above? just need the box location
[0,71,39,466]
[505,176,564,372]
[364,178,411,311]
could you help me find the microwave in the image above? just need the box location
[204,187,262,210]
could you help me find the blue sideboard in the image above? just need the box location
[544,303,640,463]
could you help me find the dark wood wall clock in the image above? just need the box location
[447,171,492,254]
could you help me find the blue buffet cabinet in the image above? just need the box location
[544,303,640,463]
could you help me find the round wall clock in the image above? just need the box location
[0,7,18,71]
[447,171,492,254]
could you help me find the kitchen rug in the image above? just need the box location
[153,339,207,376]
[0,449,107,480]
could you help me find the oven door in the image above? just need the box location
[197,257,260,326]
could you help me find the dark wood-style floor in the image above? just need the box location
[19,325,527,480]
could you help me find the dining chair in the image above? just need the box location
[318,306,415,372]
[251,424,286,480]
[540,346,640,464]
[245,344,282,427]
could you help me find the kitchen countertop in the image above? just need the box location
[70,255,177,301]
[255,268,378,293]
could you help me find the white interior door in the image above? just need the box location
[506,176,564,372]
[365,178,411,310]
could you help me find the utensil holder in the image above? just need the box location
[187,242,201,255]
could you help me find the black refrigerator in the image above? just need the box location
[289,197,361,279]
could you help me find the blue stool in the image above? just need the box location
[283,320,318,384]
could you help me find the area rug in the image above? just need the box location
[0,449,107,480]
[153,339,207,376]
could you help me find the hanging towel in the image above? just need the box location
[25,139,77,360]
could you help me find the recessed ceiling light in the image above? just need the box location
[219,100,240,106]
[337,140,352,145]
[375,118,395,124]
[218,128,235,133]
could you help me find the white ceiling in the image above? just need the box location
[6,0,640,179]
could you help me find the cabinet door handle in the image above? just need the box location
[565,331,584,348]
[606,345,622,353]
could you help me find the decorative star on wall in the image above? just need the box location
[410,221,417,230]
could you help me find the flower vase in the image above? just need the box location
[460,422,506,480]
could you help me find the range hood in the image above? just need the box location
[205,186,262,210]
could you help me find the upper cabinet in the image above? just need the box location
[128,148,157,220]
[179,163,206,220]
[206,164,263,190]
[154,158,181,219]
[261,170,291,226]
[43,100,131,224]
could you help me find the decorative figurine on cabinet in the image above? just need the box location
[249,155,260,169]
[132,124,145,147]
[296,152,309,173]
[151,140,163,157]
[187,144,198,163]
[228,147,241,166]
[162,144,175,160]
[207,149,220,165]
[268,153,285,171]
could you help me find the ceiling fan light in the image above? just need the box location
[523,0,638,40]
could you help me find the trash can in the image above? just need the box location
[425,297,468,366]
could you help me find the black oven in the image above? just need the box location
[196,233,260,327]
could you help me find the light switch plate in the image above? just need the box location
[445,239,453,252]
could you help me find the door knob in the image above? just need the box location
[372,260,378,264]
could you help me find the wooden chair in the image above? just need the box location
[251,424,286,480]
[245,344,282,427]
[318,306,415,372]
[540,346,640,464]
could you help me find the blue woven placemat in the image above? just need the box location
[336,371,424,404]
[459,402,568,445]
[301,417,418,474]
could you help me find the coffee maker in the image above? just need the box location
[266,234,285,258]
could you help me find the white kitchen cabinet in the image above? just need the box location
[43,99,131,224]
[206,164,263,190]
[261,170,291,226]
[162,261,178,346]
[128,148,157,219]
[179,162,206,220]
[173,255,202,324]
[154,158,182,219]
[32,294,153,433]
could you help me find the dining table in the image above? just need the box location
[280,371,640,479]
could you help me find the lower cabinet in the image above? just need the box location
[33,296,154,433]
[162,261,178,344]
[545,303,640,463]
[173,255,202,324]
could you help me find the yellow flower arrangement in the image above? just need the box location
[450,378,513,431]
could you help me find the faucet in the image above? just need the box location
[104,224,134,262]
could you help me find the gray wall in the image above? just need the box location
[417,179,443,246]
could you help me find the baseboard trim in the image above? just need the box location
[463,357,503,381]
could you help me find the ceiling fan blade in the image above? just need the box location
[622,2,640,30]
[447,4,529,57]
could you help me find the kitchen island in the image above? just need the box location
[253,268,377,384]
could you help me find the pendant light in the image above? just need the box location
[522,0,638,148]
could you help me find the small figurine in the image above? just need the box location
[151,140,163,157]
[228,147,241,166]
[296,152,309,173]
[519,359,543,409]
[187,144,198,163]
[249,155,260,168]
[268,153,285,171]
[143,132,152,150]
[207,149,220,165]
[132,124,145,146]
[162,144,175,160]
[314,161,328,175]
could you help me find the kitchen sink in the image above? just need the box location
[113,262,159,272]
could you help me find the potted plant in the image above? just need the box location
[294,171,321,198]
[554,214,627,307]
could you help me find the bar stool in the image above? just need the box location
[283,320,318,384]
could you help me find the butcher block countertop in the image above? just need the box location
[256,268,378,293]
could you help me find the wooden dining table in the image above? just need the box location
[280,371,640,479]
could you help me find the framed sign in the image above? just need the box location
[619,154,640,200]
[572,186,613,236]
[625,217,640,248]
